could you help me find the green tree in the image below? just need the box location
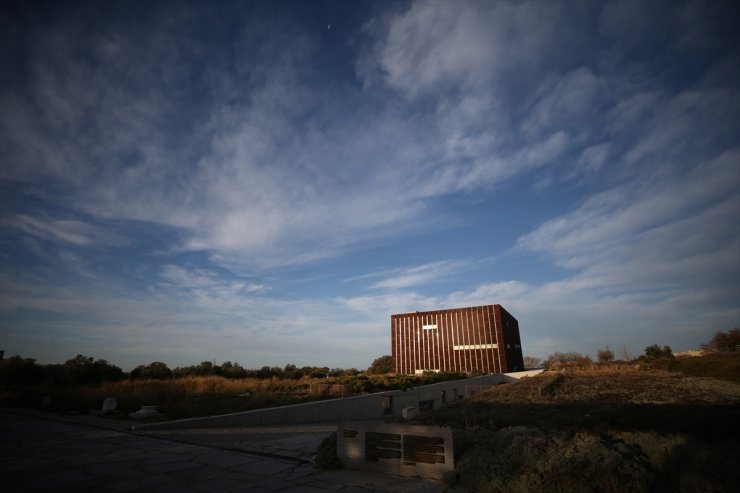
[0,356,46,386]
[130,361,172,380]
[219,361,248,379]
[63,354,124,384]
[643,344,674,361]
[367,355,393,374]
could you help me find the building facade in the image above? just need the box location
[391,304,524,375]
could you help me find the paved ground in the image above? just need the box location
[0,410,467,492]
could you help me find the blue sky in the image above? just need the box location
[1,0,738,371]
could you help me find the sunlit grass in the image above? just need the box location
[0,371,469,419]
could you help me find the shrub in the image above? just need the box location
[61,355,125,385]
[314,432,342,469]
[544,352,592,370]
[523,356,543,369]
[597,346,615,364]
[702,328,740,352]
[130,362,172,380]
[642,344,674,361]
[367,355,393,375]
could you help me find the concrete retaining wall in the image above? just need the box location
[132,370,542,431]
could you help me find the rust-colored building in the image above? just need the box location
[391,304,524,375]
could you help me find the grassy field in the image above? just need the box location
[417,369,740,492]
[0,371,465,419]
[0,375,340,418]
[647,351,740,382]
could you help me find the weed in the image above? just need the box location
[314,432,343,469]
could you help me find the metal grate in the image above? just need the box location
[365,432,402,461]
[338,422,454,479]
[402,435,445,465]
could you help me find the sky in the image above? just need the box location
[1,0,738,371]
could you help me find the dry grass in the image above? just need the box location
[649,351,740,382]
[430,370,740,492]
[0,375,336,419]
[446,426,739,493]
[475,370,740,405]
[0,371,467,419]
[420,370,740,434]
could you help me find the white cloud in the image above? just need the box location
[360,1,579,97]
[0,1,607,271]
[519,148,739,269]
[520,67,609,141]
[356,260,470,290]
[1,214,125,247]
[2,1,737,369]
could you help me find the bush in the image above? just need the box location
[544,352,592,370]
[314,432,342,469]
[642,344,674,361]
[367,355,393,375]
[0,356,47,386]
[130,362,172,380]
[597,346,615,364]
[62,355,125,385]
[702,328,740,352]
[651,352,740,383]
[523,356,542,369]
[448,427,738,492]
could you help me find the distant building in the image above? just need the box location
[391,304,524,375]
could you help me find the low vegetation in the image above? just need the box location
[314,432,343,470]
[3,328,738,490]
[0,353,467,418]
[416,365,740,492]
[644,351,740,383]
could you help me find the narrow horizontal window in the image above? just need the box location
[422,324,438,330]
[453,344,498,350]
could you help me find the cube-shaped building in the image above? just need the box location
[391,304,524,375]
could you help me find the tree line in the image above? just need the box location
[0,354,364,387]
[526,327,739,370]
[2,328,736,386]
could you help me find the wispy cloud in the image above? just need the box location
[1,1,737,369]
[0,1,601,270]
[1,214,125,247]
[363,260,471,290]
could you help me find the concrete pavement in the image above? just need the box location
[0,410,468,492]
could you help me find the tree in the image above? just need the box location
[282,363,305,379]
[544,352,592,370]
[130,361,172,380]
[62,354,124,384]
[643,344,674,361]
[619,345,634,362]
[367,355,393,375]
[702,328,740,352]
[0,356,46,386]
[220,361,248,379]
[597,346,615,364]
[522,356,543,369]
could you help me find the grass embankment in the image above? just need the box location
[418,369,740,492]
[0,376,326,419]
[0,371,466,419]
[647,351,740,382]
